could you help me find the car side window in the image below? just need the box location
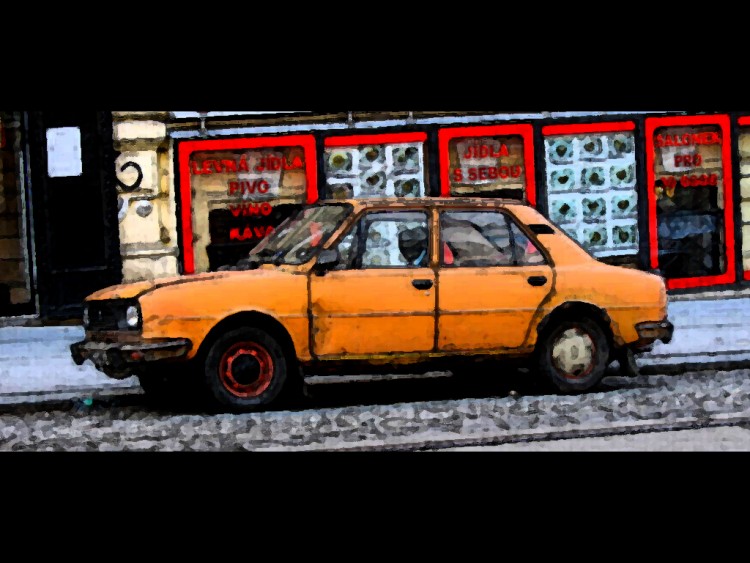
[508,221,546,266]
[332,227,359,271]
[337,211,430,269]
[440,211,514,267]
[440,210,547,267]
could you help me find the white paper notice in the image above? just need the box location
[660,145,697,173]
[46,127,83,177]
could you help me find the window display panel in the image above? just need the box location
[646,115,735,288]
[543,124,638,259]
[736,117,750,280]
[324,133,427,200]
[439,124,535,202]
[179,136,317,274]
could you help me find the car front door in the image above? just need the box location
[437,209,554,352]
[310,209,436,358]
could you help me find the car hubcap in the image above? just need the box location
[551,328,596,379]
[219,341,274,398]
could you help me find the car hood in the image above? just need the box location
[85,271,231,301]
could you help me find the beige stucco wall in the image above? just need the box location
[112,112,179,282]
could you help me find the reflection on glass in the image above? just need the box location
[581,167,607,189]
[582,197,606,220]
[610,164,635,187]
[550,168,576,191]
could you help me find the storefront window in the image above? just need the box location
[323,133,427,199]
[542,123,639,259]
[646,115,735,289]
[438,124,535,202]
[737,116,750,281]
[178,136,317,274]
[0,112,33,315]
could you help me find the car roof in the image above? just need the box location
[318,197,529,209]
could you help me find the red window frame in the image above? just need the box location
[176,135,318,275]
[739,117,750,281]
[645,114,735,289]
[541,121,636,136]
[324,132,427,148]
[438,124,536,205]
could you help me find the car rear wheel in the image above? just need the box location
[203,327,293,412]
[534,317,610,393]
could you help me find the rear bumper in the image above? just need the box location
[631,319,674,351]
[70,337,192,379]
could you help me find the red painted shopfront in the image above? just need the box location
[177,136,317,274]
[438,124,536,204]
[174,114,746,292]
[645,115,735,289]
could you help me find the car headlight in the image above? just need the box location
[125,305,141,328]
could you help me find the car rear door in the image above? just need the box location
[437,208,554,352]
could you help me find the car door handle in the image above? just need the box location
[527,276,547,287]
[412,279,433,290]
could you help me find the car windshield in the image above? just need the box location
[247,204,352,265]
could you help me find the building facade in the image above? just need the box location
[2,110,749,321]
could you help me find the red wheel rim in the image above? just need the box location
[218,341,274,398]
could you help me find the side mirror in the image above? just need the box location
[234,257,260,271]
[313,248,340,275]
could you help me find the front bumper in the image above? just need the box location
[70,337,192,379]
[631,319,674,351]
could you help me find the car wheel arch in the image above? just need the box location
[196,311,298,368]
[535,301,618,358]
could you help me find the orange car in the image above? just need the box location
[71,198,673,412]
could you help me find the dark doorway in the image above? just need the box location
[655,183,724,280]
[26,111,122,319]
[0,111,35,316]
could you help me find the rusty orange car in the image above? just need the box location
[71,198,673,412]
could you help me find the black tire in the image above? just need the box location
[203,326,295,412]
[534,317,610,393]
[464,358,547,397]
[616,347,640,378]
[137,363,205,407]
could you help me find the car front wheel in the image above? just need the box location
[534,317,610,393]
[203,327,292,412]
[137,363,205,407]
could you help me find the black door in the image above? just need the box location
[26,111,122,319]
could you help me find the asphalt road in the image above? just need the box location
[437,425,750,451]
[2,365,750,451]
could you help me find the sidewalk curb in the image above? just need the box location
[638,359,750,376]
[251,412,750,452]
[0,386,143,413]
[424,412,750,452]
